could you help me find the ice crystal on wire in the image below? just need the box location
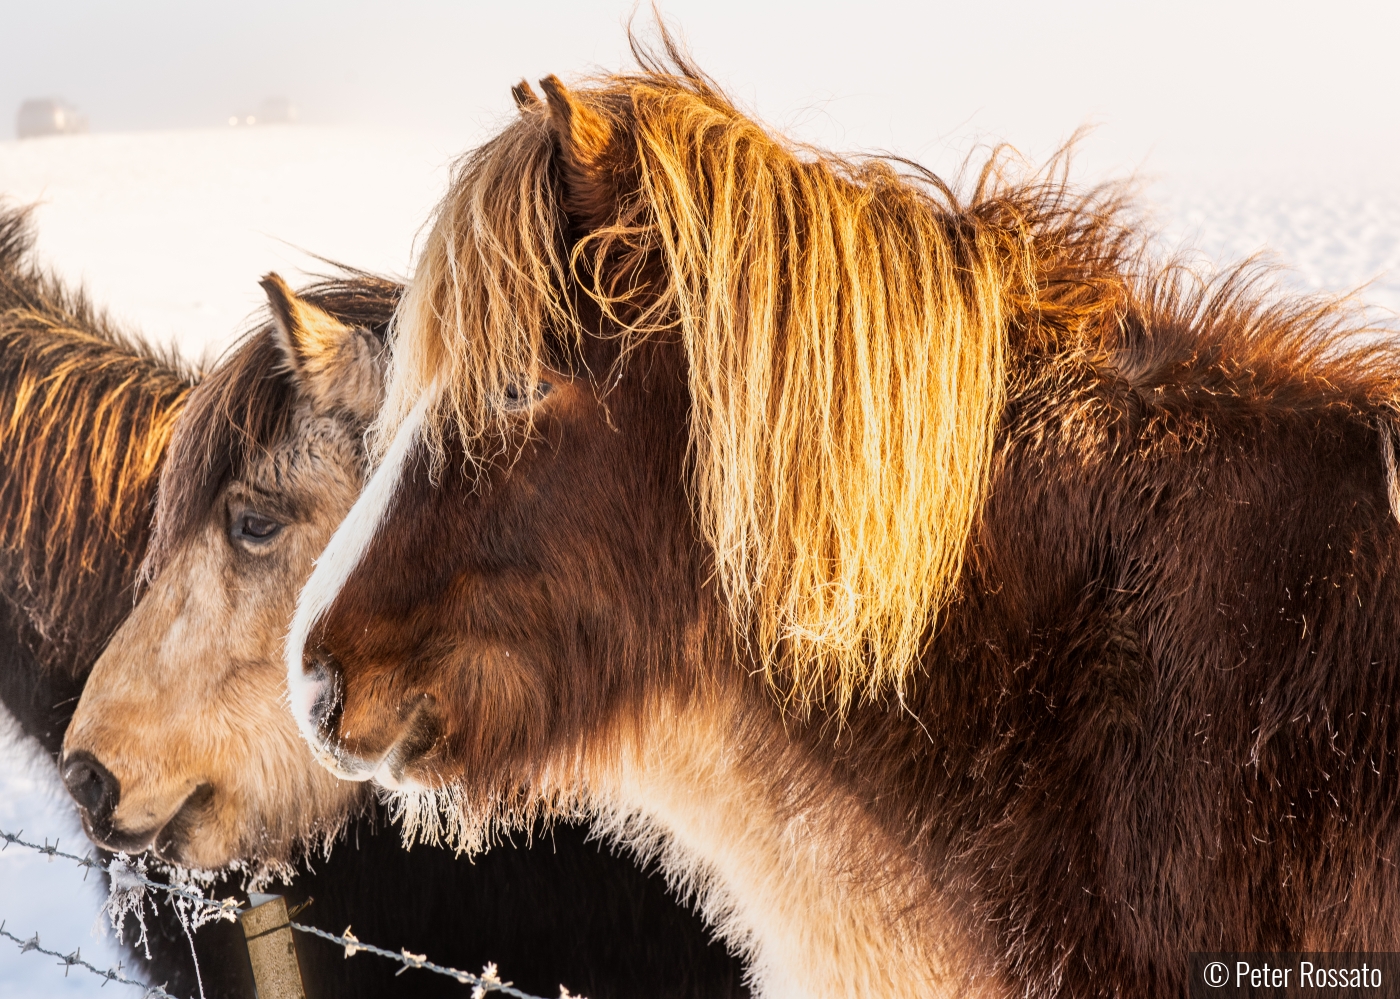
[102,853,152,958]
[100,854,231,999]
[166,869,232,931]
[470,961,506,998]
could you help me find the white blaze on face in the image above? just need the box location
[285,387,438,758]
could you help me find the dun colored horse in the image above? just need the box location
[289,51,1400,998]
[0,206,742,997]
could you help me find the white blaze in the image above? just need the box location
[285,388,437,754]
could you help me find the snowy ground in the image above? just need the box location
[1,126,1397,998]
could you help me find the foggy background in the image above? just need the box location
[3,0,1398,180]
[1,0,1395,361]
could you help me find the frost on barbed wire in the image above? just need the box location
[103,851,240,939]
[103,852,153,958]
[165,870,214,999]
[0,921,187,999]
[471,962,502,999]
[6,826,576,999]
[166,868,239,932]
[103,851,239,999]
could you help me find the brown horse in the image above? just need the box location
[63,270,747,998]
[1,206,743,996]
[289,49,1400,999]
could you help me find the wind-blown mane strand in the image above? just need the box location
[616,66,1033,709]
[383,53,1143,709]
[381,117,576,467]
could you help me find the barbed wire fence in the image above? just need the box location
[1,826,576,999]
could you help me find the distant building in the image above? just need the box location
[227,98,297,127]
[16,99,88,139]
[258,98,297,124]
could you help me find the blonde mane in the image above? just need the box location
[382,53,1134,709]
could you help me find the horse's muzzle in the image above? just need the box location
[60,750,154,852]
[303,650,344,731]
[291,648,355,769]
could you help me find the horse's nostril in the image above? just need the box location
[61,752,120,821]
[304,651,345,732]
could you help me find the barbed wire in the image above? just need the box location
[0,827,570,999]
[0,921,183,998]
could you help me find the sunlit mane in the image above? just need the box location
[0,206,192,655]
[378,48,1158,709]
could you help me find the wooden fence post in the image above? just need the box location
[239,893,307,999]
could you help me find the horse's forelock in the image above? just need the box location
[371,114,576,469]
[139,329,296,584]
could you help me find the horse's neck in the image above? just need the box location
[588,686,987,999]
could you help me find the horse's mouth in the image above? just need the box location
[82,783,215,863]
[372,699,443,790]
[319,695,442,789]
[151,783,217,864]
[81,813,160,855]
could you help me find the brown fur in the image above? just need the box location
[297,45,1400,999]
[139,271,400,586]
[381,42,1145,710]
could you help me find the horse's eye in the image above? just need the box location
[500,379,552,411]
[232,513,282,544]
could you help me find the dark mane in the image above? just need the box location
[0,204,193,677]
[140,273,402,581]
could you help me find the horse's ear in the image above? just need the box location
[539,74,617,228]
[260,272,385,421]
[511,79,540,111]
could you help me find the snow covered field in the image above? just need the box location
[1156,174,1400,318]
[1,125,1397,998]
[0,125,476,361]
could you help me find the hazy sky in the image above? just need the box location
[3,1,1397,180]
